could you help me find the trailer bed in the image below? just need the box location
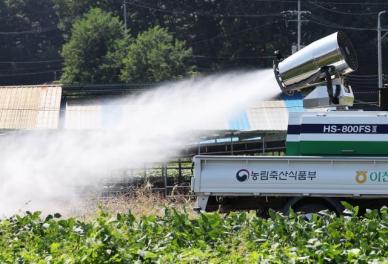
[191,155,388,197]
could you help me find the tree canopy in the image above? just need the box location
[61,8,128,84]
[120,26,194,83]
[52,0,122,39]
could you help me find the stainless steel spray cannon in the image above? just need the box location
[273,32,358,108]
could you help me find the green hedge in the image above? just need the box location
[1,205,388,263]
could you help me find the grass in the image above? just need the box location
[62,184,195,220]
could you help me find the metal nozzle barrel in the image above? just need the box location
[273,31,358,93]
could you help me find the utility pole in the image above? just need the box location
[378,11,386,91]
[282,0,309,53]
[378,11,388,109]
[297,0,301,51]
[123,0,128,30]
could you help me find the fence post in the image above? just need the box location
[59,95,67,129]
[230,135,234,155]
[178,158,182,183]
[262,136,265,155]
[163,163,168,197]
[143,165,147,183]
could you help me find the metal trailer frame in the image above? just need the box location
[191,155,388,213]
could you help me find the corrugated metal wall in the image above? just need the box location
[0,85,62,129]
[64,98,292,131]
[0,85,301,131]
[247,101,289,131]
[65,99,103,129]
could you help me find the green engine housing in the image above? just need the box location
[286,111,388,156]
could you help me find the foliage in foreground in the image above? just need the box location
[1,206,388,263]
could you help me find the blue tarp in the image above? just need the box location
[226,95,304,131]
[281,93,304,112]
[228,111,251,130]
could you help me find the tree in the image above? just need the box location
[52,0,122,39]
[120,26,194,83]
[61,8,129,84]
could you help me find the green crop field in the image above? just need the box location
[1,204,388,263]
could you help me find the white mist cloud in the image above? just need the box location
[0,69,280,215]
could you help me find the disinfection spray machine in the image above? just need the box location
[191,32,388,215]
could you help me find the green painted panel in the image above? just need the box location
[286,142,300,156]
[286,141,388,156]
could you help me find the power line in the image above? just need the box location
[191,55,273,59]
[126,1,178,14]
[309,15,382,31]
[222,14,283,18]
[0,26,58,35]
[308,1,379,15]
[0,69,62,77]
[126,1,283,18]
[192,21,277,45]
[353,101,379,107]
[0,59,63,65]
[316,1,388,6]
